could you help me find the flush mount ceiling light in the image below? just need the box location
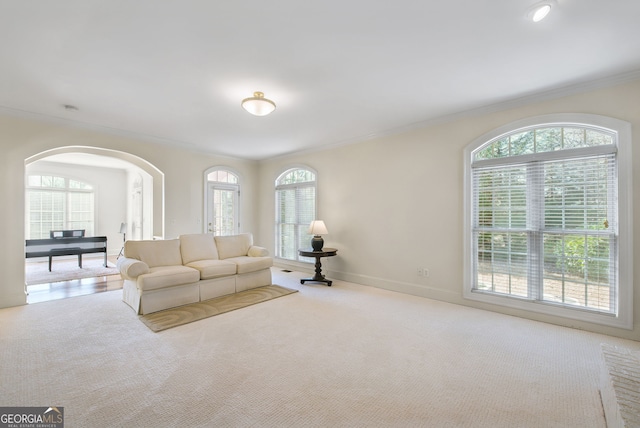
[527,1,555,22]
[241,91,276,116]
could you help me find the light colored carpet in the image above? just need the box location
[140,285,298,332]
[1,268,639,427]
[25,257,118,285]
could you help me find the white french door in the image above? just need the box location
[207,183,238,235]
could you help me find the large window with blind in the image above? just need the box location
[26,175,95,239]
[464,114,632,329]
[275,167,316,261]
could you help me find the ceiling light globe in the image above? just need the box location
[241,91,276,116]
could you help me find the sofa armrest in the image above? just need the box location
[247,245,269,257]
[117,257,150,280]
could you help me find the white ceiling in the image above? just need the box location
[2,0,640,160]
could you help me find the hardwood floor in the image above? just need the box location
[26,275,123,304]
[26,255,123,304]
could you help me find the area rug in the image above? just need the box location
[140,284,298,332]
[25,259,119,285]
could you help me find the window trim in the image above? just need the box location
[463,114,633,329]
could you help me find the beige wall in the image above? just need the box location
[0,115,259,309]
[257,79,640,340]
[2,78,639,340]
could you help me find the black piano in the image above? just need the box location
[25,230,108,271]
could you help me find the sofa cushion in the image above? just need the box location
[248,246,269,257]
[185,259,237,280]
[225,256,273,274]
[124,239,183,268]
[136,265,200,291]
[180,233,219,264]
[214,233,253,259]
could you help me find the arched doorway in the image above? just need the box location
[24,146,164,301]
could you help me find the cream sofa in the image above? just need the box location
[117,233,273,314]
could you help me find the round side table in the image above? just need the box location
[298,248,338,286]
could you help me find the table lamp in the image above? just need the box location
[308,220,328,251]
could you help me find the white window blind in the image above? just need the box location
[275,168,316,261]
[472,151,617,314]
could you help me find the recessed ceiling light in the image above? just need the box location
[527,1,555,22]
[532,4,551,21]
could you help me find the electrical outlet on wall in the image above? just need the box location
[417,267,430,278]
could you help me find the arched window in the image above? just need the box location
[275,167,317,261]
[204,167,240,236]
[464,114,632,329]
[26,175,95,239]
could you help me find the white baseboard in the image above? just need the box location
[331,270,460,302]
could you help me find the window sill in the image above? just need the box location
[464,288,631,330]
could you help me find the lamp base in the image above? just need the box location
[311,235,324,251]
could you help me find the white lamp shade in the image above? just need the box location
[241,91,276,116]
[119,222,127,233]
[308,220,328,235]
